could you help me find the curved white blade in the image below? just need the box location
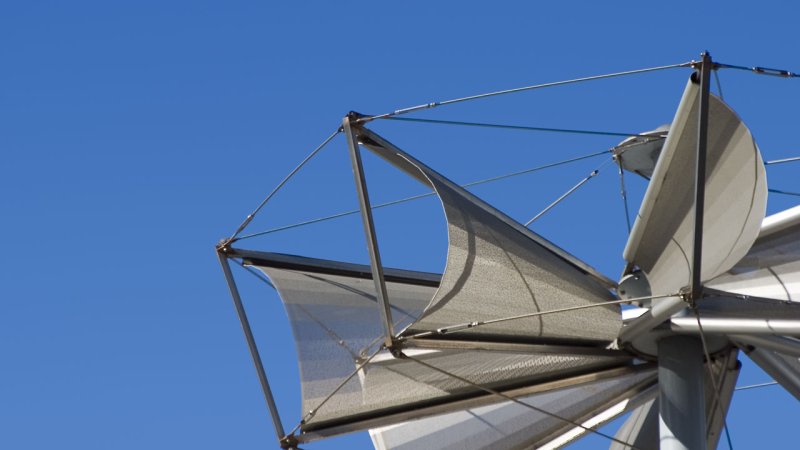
[358,127,620,344]
[245,250,633,437]
[369,368,655,450]
[623,80,767,297]
[709,205,800,300]
[614,125,669,179]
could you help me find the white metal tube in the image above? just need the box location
[618,296,685,344]
[671,317,800,336]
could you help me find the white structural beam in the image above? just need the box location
[658,336,706,450]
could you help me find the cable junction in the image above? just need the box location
[716,62,800,78]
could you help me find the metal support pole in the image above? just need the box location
[658,336,707,450]
[691,52,712,298]
[742,346,800,400]
[342,114,395,348]
[704,350,739,450]
[732,334,800,358]
[217,249,289,446]
[672,317,800,336]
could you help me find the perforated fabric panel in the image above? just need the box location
[359,131,621,343]
[623,80,767,297]
[257,266,631,431]
[311,348,626,427]
[710,205,800,300]
[255,267,433,420]
[370,368,656,450]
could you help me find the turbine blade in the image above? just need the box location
[370,368,656,450]
[709,205,800,300]
[623,80,767,297]
[357,126,621,344]
[237,249,636,439]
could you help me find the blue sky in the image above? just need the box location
[2,2,799,449]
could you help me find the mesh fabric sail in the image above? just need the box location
[369,367,656,450]
[358,127,621,344]
[252,257,632,438]
[246,130,630,438]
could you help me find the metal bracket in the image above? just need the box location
[279,434,301,450]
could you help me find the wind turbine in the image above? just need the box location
[217,53,800,449]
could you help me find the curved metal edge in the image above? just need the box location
[295,363,655,443]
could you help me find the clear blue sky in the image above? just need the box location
[2,2,799,449]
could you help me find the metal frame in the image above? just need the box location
[619,53,716,348]
[399,337,630,357]
[216,54,800,449]
[691,51,712,299]
[216,248,292,448]
[656,53,714,450]
[343,114,396,348]
[732,334,800,357]
[672,316,800,336]
[704,349,740,450]
[226,247,441,287]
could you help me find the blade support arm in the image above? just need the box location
[343,114,396,348]
[691,51,713,299]
[216,248,289,446]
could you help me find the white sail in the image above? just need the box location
[359,128,621,344]
[623,80,767,297]
[370,369,655,450]
[709,205,800,300]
